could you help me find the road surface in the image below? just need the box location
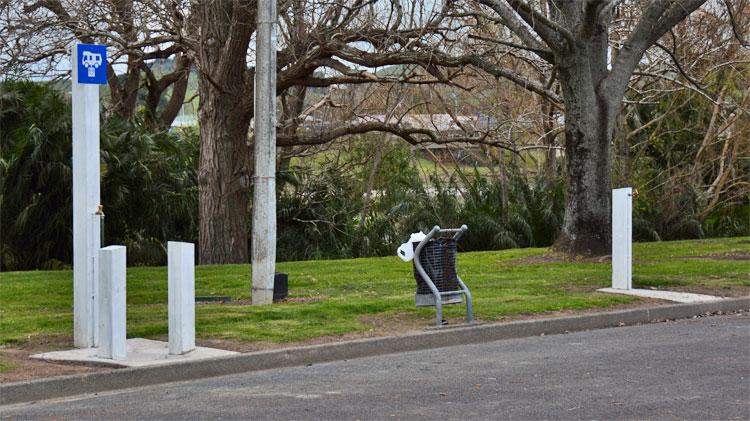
[3,313,749,420]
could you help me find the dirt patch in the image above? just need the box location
[197,296,325,307]
[196,313,429,353]
[0,349,108,383]
[680,254,750,261]
[0,336,111,383]
[559,283,750,298]
[503,253,612,265]
[503,255,565,265]
[506,252,750,265]
[0,297,691,384]
[489,298,670,323]
[659,284,750,298]
[281,296,325,304]
[3,335,72,353]
[2,292,746,384]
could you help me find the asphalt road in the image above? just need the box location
[3,313,749,420]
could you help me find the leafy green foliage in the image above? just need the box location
[273,140,565,261]
[100,117,198,265]
[0,81,197,270]
[620,65,750,242]
[2,81,746,270]
[1,81,74,270]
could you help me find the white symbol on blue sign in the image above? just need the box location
[82,51,102,77]
[77,44,107,85]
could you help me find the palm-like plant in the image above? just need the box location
[1,81,199,270]
[100,116,198,265]
[1,81,73,270]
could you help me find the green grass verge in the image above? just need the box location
[0,237,747,346]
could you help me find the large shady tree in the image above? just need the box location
[467,0,710,255]
[4,0,477,264]
[185,0,511,263]
[311,0,716,255]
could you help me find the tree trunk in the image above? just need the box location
[497,148,508,224]
[143,54,191,130]
[106,55,140,120]
[195,1,255,264]
[158,61,189,129]
[555,115,613,255]
[615,113,631,186]
[197,87,252,264]
[553,50,616,256]
[105,0,140,120]
[358,142,385,230]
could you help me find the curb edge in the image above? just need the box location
[2,297,748,406]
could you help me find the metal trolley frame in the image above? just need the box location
[413,225,474,328]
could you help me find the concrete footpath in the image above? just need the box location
[1,297,748,406]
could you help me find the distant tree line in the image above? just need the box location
[1,81,746,270]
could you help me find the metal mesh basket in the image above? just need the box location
[412,238,460,294]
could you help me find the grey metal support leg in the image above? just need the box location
[457,275,473,323]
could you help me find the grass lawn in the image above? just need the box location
[1,237,748,347]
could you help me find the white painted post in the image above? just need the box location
[251,0,278,305]
[72,44,103,348]
[97,246,127,360]
[612,187,633,290]
[168,241,195,355]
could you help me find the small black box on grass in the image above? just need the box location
[274,272,288,302]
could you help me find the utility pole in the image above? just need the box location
[252,0,277,305]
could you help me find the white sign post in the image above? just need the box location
[612,187,633,290]
[168,241,196,355]
[72,43,107,348]
[601,187,721,303]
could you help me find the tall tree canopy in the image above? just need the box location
[2,0,743,262]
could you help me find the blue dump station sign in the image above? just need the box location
[77,44,107,84]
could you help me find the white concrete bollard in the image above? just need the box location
[612,187,633,290]
[97,246,127,360]
[168,241,195,355]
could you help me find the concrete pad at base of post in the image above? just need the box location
[97,246,127,360]
[31,338,238,368]
[600,188,720,303]
[597,288,722,303]
[168,241,195,355]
